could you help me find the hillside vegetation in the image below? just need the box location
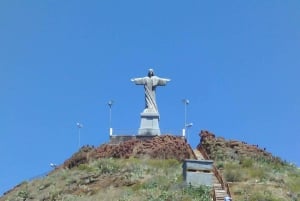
[199,130,300,201]
[223,158,300,201]
[1,158,211,201]
[1,132,300,201]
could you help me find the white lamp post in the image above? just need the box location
[182,99,190,128]
[182,99,189,137]
[185,122,193,142]
[76,122,83,148]
[108,100,114,136]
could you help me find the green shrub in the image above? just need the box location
[17,190,29,200]
[95,158,120,174]
[248,167,267,181]
[216,162,224,169]
[78,164,95,172]
[142,181,158,189]
[249,191,285,201]
[287,169,300,193]
[182,184,211,201]
[156,190,174,201]
[224,168,243,182]
[215,149,225,160]
[241,157,253,168]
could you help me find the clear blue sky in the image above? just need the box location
[1,1,300,195]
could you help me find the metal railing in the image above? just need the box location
[109,128,185,137]
[197,145,232,199]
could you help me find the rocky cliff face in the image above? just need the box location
[63,131,285,170]
[64,135,196,169]
[198,130,283,164]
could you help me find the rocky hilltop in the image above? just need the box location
[62,131,283,170]
[1,132,299,201]
[1,135,200,201]
[198,130,299,201]
[64,135,196,169]
[198,130,283,164]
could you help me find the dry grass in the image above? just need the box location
[1,158,211,201]
[221,157,300,201]
[3,155,299,201]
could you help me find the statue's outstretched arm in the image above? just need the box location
[131,77,146,85]
[157,77,171,85]
[162,78,171,82]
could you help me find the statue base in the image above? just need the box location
[138,110,161,136]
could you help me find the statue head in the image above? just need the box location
[148,69,154,77]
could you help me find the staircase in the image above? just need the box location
[193,148,205,160]
[193,148,232,201]
[214,183,228,201]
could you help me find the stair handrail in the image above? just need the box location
[187,143,197,159]
[212,187,216,201]
[197,145,232,199]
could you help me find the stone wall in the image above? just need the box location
[182,159,214,186]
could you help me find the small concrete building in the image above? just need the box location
[182,159,214,186]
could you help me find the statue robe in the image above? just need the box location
[132,76,169,113]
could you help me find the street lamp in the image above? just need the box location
[76,122,83,148]
[50,163,57,169]
[108,100,114,136]
[185,123,193,142]
[182,99,193,142]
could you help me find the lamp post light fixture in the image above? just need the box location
[108,100,114,136]
[76,122,83,149]
[182,99,193,142]
[182,99,189,136]
[185,122,193,142]
[50,163,57,169]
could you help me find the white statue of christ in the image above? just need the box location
[131,69,171,113]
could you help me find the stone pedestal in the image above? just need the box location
[182,159,214,186]
[138,110,161,135]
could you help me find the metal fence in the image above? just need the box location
[109,128,184,137]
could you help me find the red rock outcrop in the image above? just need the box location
[198,130,283,164]
[64,135,196,169]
